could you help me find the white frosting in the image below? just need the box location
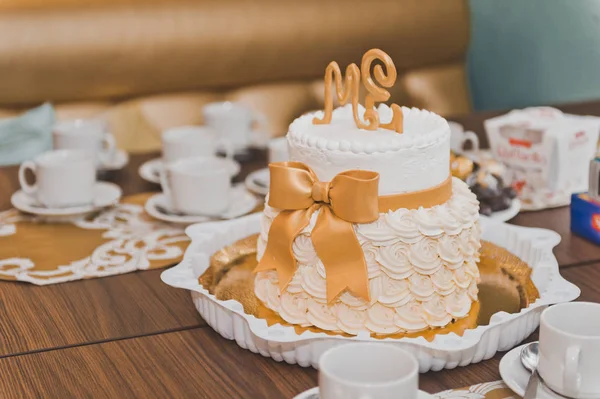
[288,104,450,195]
[255,177,481,335]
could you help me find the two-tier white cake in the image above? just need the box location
[255,103,481,336]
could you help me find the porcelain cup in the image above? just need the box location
[162,126,233,164]
[318,343,419,399]
[539,302,600,398]
[19,149,96,208]
[53,119,115,167]
[267,137,289,163]
[160,156,231,216]
[202,102,265,152]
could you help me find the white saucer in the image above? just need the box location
[11,182,122,216]
[144,185,259,224]
[244,168,269,196]
[99,149,129,171]
[484,198,521,222]
[293,387,434,399]
[139,157,241,184]
[499,343,564,399]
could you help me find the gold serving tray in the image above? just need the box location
[199,235,539,341]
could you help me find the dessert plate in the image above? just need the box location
[11,182,122,216]
[244,168,269,196]
[98,149,129,172]
[499,343,563,399]
[293,387,434,399]
[162,214,579,371]
[145,185,259,224]
[139,158,241,184]
[484,198,521,223]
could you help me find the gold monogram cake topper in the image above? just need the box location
[313,48,404,133]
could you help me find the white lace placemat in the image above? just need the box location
[0,193,189,285]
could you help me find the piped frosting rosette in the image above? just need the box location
[255,177,481,335]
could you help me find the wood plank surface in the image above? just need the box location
[0,269,203,357]
[1,261,597,398]
[0,327,317,399]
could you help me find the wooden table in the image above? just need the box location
[1,102,600,398]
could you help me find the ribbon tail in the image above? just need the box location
[311,207,370,304]
[254,207,315,292]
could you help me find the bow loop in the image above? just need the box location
[267,161,317,210]
[329,170,380,223]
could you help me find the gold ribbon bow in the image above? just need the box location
[254,162,379,303]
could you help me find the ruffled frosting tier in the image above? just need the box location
[255,177,481,336]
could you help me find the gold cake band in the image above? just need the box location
[379,175,453,211]
[253,161,453,303]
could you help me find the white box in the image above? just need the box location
[484,107,600,210]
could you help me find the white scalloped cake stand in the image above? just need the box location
[161,214,580,372]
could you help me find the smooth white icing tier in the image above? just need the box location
[255,178,481,335]
[288,104,451,195]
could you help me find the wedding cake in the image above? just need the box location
[254,50,481,335]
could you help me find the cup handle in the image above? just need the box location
[159,168,172,203]
[462,131,480,152]
[100,133,116,166]
[564,345,582,395]
[217,138,235,161]
[18,161,38,195]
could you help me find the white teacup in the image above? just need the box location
[318,343,419,399]
[267,137,289,163]
[19,149,96,208]
[539,302,600,398]
[53,119,115,167]
[160,156,231,216]
[202,102,265,152]
[162,126,233,164]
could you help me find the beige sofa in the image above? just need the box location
[0,0,472,152]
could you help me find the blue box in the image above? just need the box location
[570,193,600,246]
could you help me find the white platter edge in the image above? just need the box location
[161,214,580,372]
[293,387,434,399]
[483,198,521,222]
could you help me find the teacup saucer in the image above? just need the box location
[244,168,269,196]
[499,343,564,399]
[99,149,129,171]
[139,157,241,184]
[293,387,434,399]
[144,185,259,224]
[11,182,122,216]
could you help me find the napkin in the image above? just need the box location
[0,103,55,166]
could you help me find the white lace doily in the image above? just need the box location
[0,201,189,285]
